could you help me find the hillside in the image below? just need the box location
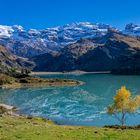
[0,45,35,75]
[32,31,140,74]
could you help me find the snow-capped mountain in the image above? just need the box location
[123,23,140,36]
[32,31,140,74]
[1,22,140,74]
[0,22,117,57]
[0,25,14,38]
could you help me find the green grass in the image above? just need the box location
[0,115,140,140]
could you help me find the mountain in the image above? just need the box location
[0,22,117,57]
[32,30,140,73]
[1,22,140,74]
[123,23,140,37]
[0,45,35,74]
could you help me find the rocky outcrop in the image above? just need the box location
[0,104,17,115]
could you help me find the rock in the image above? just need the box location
[0,104,14,110]
[0,104,17,115]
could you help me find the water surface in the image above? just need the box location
[0,74,140,126]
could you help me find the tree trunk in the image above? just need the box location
[121,112,125,126]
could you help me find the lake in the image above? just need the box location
[0,74,140,126]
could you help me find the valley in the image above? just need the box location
[1,22,140,140]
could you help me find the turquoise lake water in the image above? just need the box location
[0,74,140,126]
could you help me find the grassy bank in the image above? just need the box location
[1,115,140,140]
[0,74,82,89]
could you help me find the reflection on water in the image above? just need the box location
[0,74,140,126]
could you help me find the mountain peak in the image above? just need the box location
[0,25,14,38]
[124,23,140,36]
[12,25,24,32]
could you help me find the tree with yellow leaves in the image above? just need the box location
[107,86,140,126]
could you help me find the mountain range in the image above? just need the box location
[0,22,140,74]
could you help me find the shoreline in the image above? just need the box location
[0,80,83,89]
[0,74,83,89]
[1,103,140,129]
[31,71,111,75]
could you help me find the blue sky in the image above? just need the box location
[1,0,140,29]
